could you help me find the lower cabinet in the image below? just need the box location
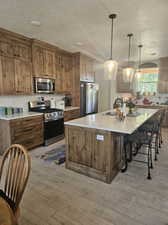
[65,125,123,183]
[0,115,44,154]
[64,109,80,122]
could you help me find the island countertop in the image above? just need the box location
[65,108,159,134]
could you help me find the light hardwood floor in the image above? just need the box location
[16,129,168,225]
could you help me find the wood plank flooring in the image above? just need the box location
[7,130,168,224]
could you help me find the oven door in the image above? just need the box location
[35,78,55,93]
[44,118,64,141]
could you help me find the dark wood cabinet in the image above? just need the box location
[64,109,80,122]
[65,125,123,183]
[0,28,32,95]
[14,59,32,94]
[0,56,32,95]
[158,57,168,93]
[32,41,56,78]
[0,56,15,95]
[0,115,44,154]
[12,40,31,62]
[0,39,13,57]
[55,51,73,94]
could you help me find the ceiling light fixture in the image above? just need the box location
[123,33,134,83]
[104,14,118,80]
[135,44,143,80]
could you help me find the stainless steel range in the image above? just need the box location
[28,101,64,146]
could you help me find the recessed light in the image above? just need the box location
[31,21,41,26]
[76,42,83,46]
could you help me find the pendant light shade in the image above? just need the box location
[135,45,143,80]
[104,14,118,80]
[123,33,134,83]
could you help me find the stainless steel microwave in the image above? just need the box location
[34,78,55,94]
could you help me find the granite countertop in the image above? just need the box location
[65,108,158,135]
[0,112,43,120]
[64,106,80,112]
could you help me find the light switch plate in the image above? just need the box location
[96,135,104,141]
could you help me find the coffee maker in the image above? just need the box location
[64,94,72,107]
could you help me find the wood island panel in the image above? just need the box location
[65,125,123,183]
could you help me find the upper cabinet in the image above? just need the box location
[14,59,32,94]
[116,66,133,93]
[55,51,73,93]
[158,57,168,93]
[0,56,15,95]
[12,41,31,62]
[0,39,13,57]
[0,28,32,95]
[32,40,56,78]
[80,53,95,82]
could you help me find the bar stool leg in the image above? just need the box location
[121,143,128,173]
[154,134,158,161]
[147,146,152,180]
[149,143,153,169]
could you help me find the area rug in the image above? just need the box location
[37,145,66,165]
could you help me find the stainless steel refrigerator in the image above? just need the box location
[80,82,99,116]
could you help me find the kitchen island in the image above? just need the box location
[65,108,158,183]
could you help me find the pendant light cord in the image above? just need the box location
[127,34,133,67]
[138,45,143,69]
[109,14,117,60]
[110,18,114,60]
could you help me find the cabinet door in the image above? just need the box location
[55,54,72,93]
[116,67,132,93]
[158,57,168,93]
[68,127,92,167]
[0,40,13,57]
[32,46,44,76]
[14,59,32,94]
[13,41,31,62]
[0,56,15,94]
[55,54,63,92]
[43,49,55,77]
[80,54,95,82]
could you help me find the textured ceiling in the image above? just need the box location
[0,0,168,62]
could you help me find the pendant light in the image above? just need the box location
[123,33,134,83]
[135,44,143,80]
[104,14,118,80]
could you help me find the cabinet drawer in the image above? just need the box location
[10,115,43,127]
[10,115,44,149]
[64,109,80,122]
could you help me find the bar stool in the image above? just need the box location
[123,126,155,179]
[138,110,165,161]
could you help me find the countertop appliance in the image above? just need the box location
[64,94,72,107]
[28,101,64,145]
[80,82,99,116]
[34,77,55,94]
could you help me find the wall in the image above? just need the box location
[0,94,64,111]
[95,63,110,112]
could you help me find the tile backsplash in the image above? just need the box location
[0,94,64,112]
[135,93,168,105]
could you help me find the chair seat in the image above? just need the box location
[0,189,15,211]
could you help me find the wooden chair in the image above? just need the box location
[0,144,31,219]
